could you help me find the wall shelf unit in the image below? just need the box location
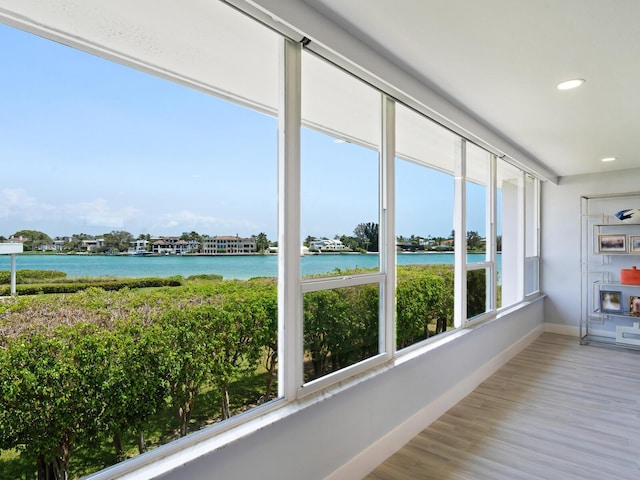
[581,193,640,350]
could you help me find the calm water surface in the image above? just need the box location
[0,253,497,280]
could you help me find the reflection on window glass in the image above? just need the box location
[301,51,380,273]
[395,103,457,349]
[0,5,280,478]
[303,283,380,383]
[467,268,488,318]
[396,265,454,349]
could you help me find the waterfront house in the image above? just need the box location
[52,239,65,252]
[201,235,256,255]
[309,238,347,252]
[81,238,105,252]
[150,237,198,255]
[128,239,149,254]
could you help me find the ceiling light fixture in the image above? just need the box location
[557,78,585,90]
[601,157,616,162]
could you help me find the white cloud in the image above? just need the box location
[0,189,143,235]
[0,188,268,238]
[155,210,262,236]
[0,187,56,220]
[65,198,141,229]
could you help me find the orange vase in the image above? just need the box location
[621,266,640,285]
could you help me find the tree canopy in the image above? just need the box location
[11,230,52,251]
[353,222,379,252]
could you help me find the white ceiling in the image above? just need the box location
[306,0,640,178]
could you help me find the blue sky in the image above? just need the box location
[0,23,485,242]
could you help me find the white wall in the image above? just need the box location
[152,301,543,480]
[542,167,640,334]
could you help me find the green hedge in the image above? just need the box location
[0,266,487,479]
[185,273,223,282]
[0,269,67,285]
[0,279,277,479]
[0,276,182,296]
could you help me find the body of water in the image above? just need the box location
[0,252,498,280]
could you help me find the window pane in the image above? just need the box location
[467,268,489,318]
[465,144,491,318]
[525,257,539,295]
[466,143,490,259]
[395,104,456,348]
[524,175,539,295]
[303,283,380,383]
[0,4,280,477]
[396,265,454,349]
[525,175,539,258]
[301,52,380,274]
[497,158,523,307]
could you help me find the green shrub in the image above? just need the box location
[0,277,182,296]
[0,269,67,285]
[186,274,223,282]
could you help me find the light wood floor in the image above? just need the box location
[365,333,640,480]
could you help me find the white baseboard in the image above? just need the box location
[544,322,579,337]
[325,324,544,480]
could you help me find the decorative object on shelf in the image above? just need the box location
[630,296,640,316]
[616,322,640,346]
[620,266,640,285]
[630,235,640,254]
[597,233,627,253]
[615,208,640,224]
[600,290,622,313]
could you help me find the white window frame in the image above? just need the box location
[0,6,545,476]
[293,47,393,397]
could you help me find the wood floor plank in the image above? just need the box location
[364,333,640,480]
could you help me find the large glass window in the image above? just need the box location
[525,174,540,296]
[300,51,383,384]
[395,104,456,349]
[0,3,544,477]
[302,281,380,383]
[0,5,280,478]
[497,158,524,307]
[465,143,492,319]
[301,51,380,268]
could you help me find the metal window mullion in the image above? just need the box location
[488,154,497,310]
[517,172,526,300]
[381,95,395,357]
[454,137,466,327]
[534,176,541,257]
[466,261,491,271]
[534,177,541,292]
[278,38,302,400]
[301,273,385,293]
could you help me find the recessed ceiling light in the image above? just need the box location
[601,157,616,162]
[557,78,585,90]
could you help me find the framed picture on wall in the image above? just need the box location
[597,234,627,254]
[630,296,640,316]
[630,235,640,254]
[600,290,622,313]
